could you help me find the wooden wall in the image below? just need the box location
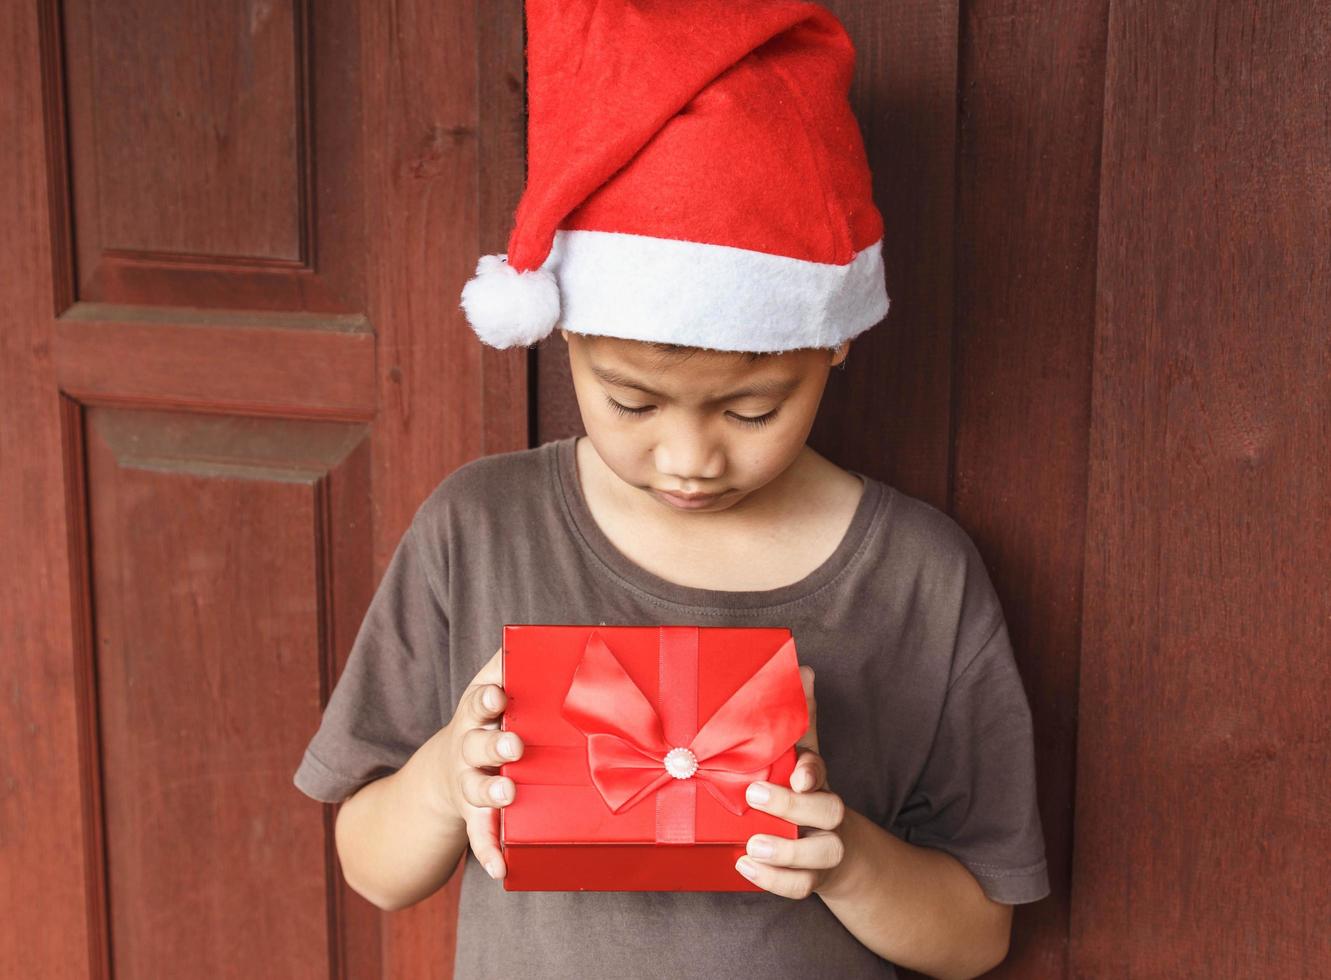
[4,0,1325,977]
[1077,2,1330,974]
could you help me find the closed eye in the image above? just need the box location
[603,394,780,429]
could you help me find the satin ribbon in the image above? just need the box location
[559,626,808,842]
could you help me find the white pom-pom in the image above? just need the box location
[459,253,561,348]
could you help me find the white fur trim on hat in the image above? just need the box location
[459,253,562,348]
[540,229,889,353]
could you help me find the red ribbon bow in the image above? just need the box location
[560,628,808,818]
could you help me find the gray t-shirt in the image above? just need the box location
[293,436,1050,978]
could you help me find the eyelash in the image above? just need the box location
[603,394,779,429]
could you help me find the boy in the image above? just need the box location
[292,2,1050,978]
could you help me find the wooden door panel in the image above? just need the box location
[81,408,374,978]
[60,0,365,313]
[53,307,375,420]
[65,0,303,260]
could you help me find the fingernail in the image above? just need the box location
[489,780,510,803]
[746,783,770,805]
[499,734,519,758]
[793,769,812,792]
[736,858,758,879]
[483,688,500,710]
[485,860,500,879]
[748,838,774,859]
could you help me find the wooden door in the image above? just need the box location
[3,0,525,976]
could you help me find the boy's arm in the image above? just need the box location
[332,728,468,911]
[816,807,1012,980]
[814,609,1044,977]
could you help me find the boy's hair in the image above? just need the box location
[645,341,769,364]
[643,341,839,365]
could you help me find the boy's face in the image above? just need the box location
[562,329,848,515]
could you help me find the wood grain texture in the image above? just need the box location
[1077,1,1331,975]
[83,408,371,979]
[949,2,1109,975]
[808,0,958,505]
[65,0,303,260]
[54,304,376,421]
[60,0,366,313]
[1,1,98,976]
[357,0,527,976]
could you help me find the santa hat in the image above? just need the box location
[459,0,889,354]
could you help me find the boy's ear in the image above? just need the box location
[830,341,850,368]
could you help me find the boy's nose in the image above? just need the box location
[654,437,724,486]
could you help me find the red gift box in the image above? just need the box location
[499,624,809,891]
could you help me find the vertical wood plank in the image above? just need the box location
[1,0,97,975]
[1078,1,1331,974]
[359,0,479,969]
[478,1,533,456]
[811,1,959,506]
[950,1,1110,975]
[359,0,527,976]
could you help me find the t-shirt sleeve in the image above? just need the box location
[292,517,448,804]
[889,617,1051,905]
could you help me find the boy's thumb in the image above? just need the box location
[463,648,506,727]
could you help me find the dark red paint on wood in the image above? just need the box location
[4,0,1327,977]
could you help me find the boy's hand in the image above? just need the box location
[736,664,850,899]
[432,647,523,881]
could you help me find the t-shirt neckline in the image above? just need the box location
[551,435,887,611]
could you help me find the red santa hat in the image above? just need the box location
[459,0,889,353]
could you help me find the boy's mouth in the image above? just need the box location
[652,487,727,509]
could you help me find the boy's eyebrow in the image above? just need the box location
[590,364,799,402]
